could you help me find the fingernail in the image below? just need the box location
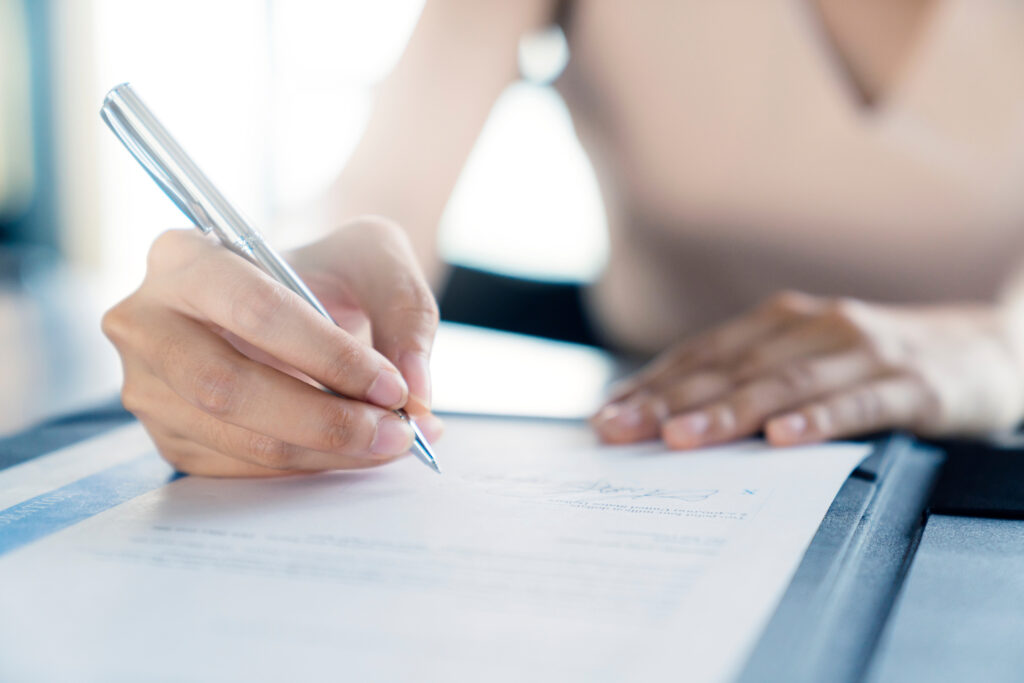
[594,403,644,430]
[371,416,414,456]
[400,351,431,410]
[773,413,807,440]
[676,412,710,437]
[367,370,407,408]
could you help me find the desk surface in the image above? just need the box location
[869,515,1024,682]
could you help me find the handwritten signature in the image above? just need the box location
[468,475,720,503]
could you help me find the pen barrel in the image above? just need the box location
[100,83,336,323]
[99,83,262,256]
[245,240,335,322]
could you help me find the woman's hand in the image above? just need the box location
[592,292,1024,449]
[102,216,442,477]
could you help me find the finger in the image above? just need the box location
[153,429,401,477]
[323,219,439,413]
[605,291,823,404]
[661,350,882,449]
[415,413,445,443]
[143,423,299,477]
[593,371,733,444]
[129,310,415,458]
[765,376,931,446]
[592,391,666,445]
[730,315,855,381]
[133,380,408,473]
[162,234,409,410]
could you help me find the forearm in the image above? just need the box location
[326,0,554,289]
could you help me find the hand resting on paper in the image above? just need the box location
[102,217,443,476]
[592,292,1024,449]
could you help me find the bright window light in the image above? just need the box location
[71,0,607,306]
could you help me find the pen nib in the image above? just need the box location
[402,410,442,474]
[415,435,442,474]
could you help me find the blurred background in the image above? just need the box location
[0,0,608,434]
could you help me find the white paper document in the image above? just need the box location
[0,418,868,682]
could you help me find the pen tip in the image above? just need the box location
[406,412,442,474]
[418,443,442,474]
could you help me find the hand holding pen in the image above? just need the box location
[100,85,442,476]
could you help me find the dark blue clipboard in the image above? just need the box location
[737,435,944,682]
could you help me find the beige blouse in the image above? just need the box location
[554,0,1024,354]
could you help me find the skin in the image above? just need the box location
[591,292,1024,448]
[103,218,443,476]
[811,0,939,105]
[106,0,1024,475]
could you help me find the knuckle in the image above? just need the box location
[775,361,819,395]
[120,382,145,415]
[730,387,765,423]
[417,287,441,322]
[317,402,365,453]
[394,283,439,327]
[230,278,289,336]
[323,342,365,390]
[156,444,191,473]
[152,330,190,378]
[247,432,296,470]
[356,214,406,243]
[340,215,409,253]
[100,303,131,345]
[147,229,197,272]
[191,359,239,415]
[740,347,771,372]
[669,372,730,408]
[764,290,812,317]
[826,297,867,329]
[859,335,895,367]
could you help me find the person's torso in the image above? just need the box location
[554,0,1024,353]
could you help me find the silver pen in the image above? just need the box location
[100,83,441,473]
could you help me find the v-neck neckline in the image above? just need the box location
[804,0,944,114]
